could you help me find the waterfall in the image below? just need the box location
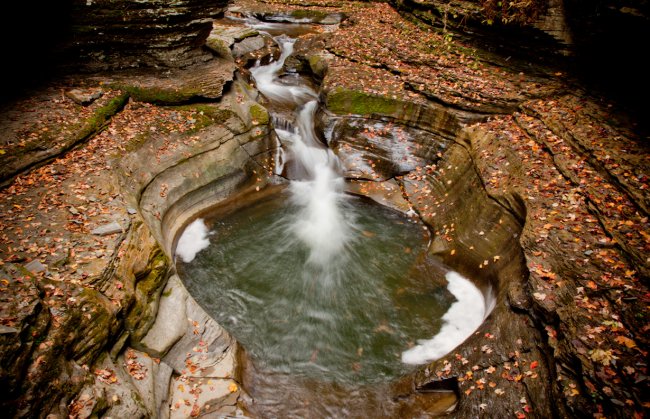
[250,36,354,274]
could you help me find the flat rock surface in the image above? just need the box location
[97,58,237,104]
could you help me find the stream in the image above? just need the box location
[175,19,491,417]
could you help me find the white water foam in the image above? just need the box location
[401,271,488,364]
[251,36,353,271]
[176,218,211,263]
[289,165,351,267]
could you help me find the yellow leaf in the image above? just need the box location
[228,382,238,393]
[589,348,618,366]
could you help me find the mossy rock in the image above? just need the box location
[120,104,237,155]
[125,247,170,342]
[109,84,199,105]
[307,54,328,79]
[0,92,128,184]
[205,36,233,59]
[168,104,238,129]
[290,9,330,21]
[70,287,117,364]
[290,10,344,24]
[75,93,130,138]
[325,87,400,116]
[249,103,270,125]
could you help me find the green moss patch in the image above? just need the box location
[326,87,400,116]
[110,84,198,105]
[249,103,270,125]
[168,104,237,129]
[290,9,330,22]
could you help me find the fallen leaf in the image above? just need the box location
[614,336,637,349]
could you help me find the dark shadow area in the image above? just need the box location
[394,0,650,137]
[0,2,73,104]
[565,0,650,136]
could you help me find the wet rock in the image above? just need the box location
[88,354,148,418]
[254,10,345,25]
[169,377,241,419]
[67,385,107,419]
[122,80,272,253]
[118,349,157,415]
[330,117,452,181]
[232,35,266,57]
[70,288,120,366]
[5,285,112,417]
[162,293,241,417]
[65,89,103,106]
[91,221,123,236]
[153,361,174,418]
[25,259,47,274]
[235,34,281,68]
[286,33,329,77]
[324,86,467,137]
[346,179,411,213]
[205,35,233,59]
[162,290,238,376]
[206,24,259,59]
[306,52,332,79]
[139,275,188,357]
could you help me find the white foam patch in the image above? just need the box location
[176,218,210,263]
[401,271,488,364]
[289,165,352,267]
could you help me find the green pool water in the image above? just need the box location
[177,190,454,385]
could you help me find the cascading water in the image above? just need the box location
[251,36,353,281]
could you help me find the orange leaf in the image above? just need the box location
[615,336,637,349]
